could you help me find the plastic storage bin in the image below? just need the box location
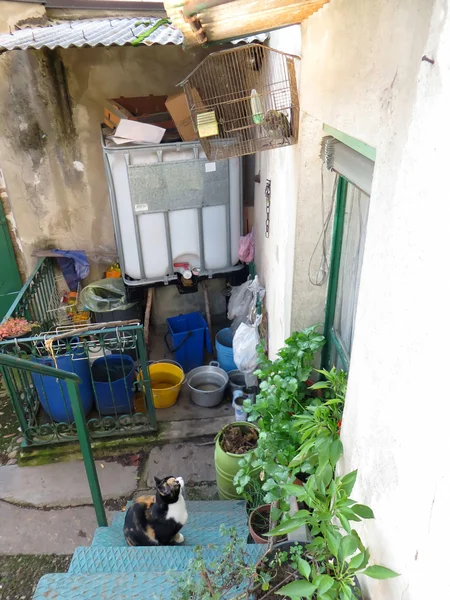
[91,354,135,415]
[103,139,243,285]
[166,312,212,373]
[32,347,94,423]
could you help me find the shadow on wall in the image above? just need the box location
[0,43,212,277]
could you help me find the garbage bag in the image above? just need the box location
[227,276,265,334]
[80,278,136,313]
[233,315,262,374]
[227,281,253,322]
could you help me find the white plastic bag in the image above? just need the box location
[227,281,253,322]
[233,315,262,374]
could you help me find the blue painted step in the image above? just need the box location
[111,499,247,526]
[33,572,179,600]
[92,500,249,548]
[69,544,265,574]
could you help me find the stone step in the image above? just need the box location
[69,544,265,574]
[92,499,249,548]
[111,499,247,527]
[32,572,179,599]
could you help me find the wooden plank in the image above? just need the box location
[164,0,330,46]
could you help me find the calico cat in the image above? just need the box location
[124,475,188,547]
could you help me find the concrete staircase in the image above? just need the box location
[32,500,264,599]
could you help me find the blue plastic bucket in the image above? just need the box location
[215,328,237,372]
[32,346,94,423]
[91,354,135,415]
[166,312,212,373]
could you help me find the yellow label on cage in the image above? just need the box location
[197,111,219,138]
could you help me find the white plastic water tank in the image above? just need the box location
[103,140,242,284]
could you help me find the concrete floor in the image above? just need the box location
[0,325,235,556]
[0,441,218,554]
[148,325,235,422]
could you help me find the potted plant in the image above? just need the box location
[234,326,326,514]
[0,317,39,341]
[215,421,259,500]
[0,317,39,355]
[261,469,399,598]
[172,526,259,600]
[249,503,272,544]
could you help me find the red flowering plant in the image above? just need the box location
[289,368,347,479]
[0,318,39,341]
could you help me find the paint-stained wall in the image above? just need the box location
[0,43,209,278]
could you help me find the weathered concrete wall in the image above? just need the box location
[151,278,226,327]
[0,48,90,275]
[0,1,47,34]
[0,43,210,281]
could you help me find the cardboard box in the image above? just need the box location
[113,96,167,116]
[103,96,181,142]
[103,100,134,128]
[114,119,165,144]
[165,92,197,142]
[103,96,167,128]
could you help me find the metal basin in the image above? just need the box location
[187,361,229,407]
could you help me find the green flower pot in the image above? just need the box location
[214,421,259,500]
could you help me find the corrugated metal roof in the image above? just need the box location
[0,17,268,51]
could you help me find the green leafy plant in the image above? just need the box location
[234,327,325,513]
[264,469,399,598]
[289,368,347,478]
[173,526,257,600]
[266,539,398,599]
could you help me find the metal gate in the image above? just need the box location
[0,195,22,319]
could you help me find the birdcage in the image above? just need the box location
[180,44,300,161]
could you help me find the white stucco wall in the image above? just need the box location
[260,0,447,598]
[338,1,450,598]
[253,26,301,358]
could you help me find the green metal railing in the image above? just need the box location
[0,353,107,527]
[0,325,157,445]
[0,258,157,446]
[3,258,57,331]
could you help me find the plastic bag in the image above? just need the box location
[80,278,137,313]
[233,316,262,374]
[238,231,254,263]
[227,281,253,322]
[227,276,265,334]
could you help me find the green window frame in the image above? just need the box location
[321,176,370,371]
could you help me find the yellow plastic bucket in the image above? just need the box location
[138,362,184,409]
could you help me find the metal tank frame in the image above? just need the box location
[101,129,244,287]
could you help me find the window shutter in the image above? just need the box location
[320,136,374,195]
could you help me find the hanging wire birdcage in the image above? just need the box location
[180,44,300,161]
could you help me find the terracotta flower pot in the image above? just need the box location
[249,503,271,544]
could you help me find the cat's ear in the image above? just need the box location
[154,476,161,486]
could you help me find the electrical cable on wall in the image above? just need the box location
[308,169,338,286]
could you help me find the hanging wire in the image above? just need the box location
[308,169,338,286]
